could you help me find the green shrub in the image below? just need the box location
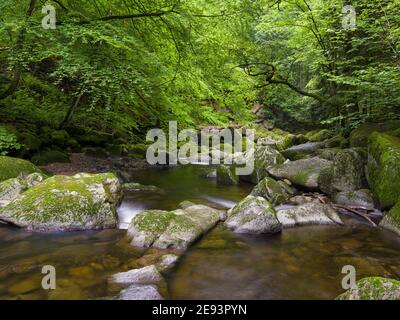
[0,127,23,155]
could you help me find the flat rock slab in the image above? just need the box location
[127,203,223,250]
[276,203,343,228]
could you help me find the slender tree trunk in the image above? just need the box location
[59,93,83,129]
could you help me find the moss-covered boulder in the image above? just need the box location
[31,150,70,166]
[316,148,341,161]
[308,129,333,142]
[0,156,42,182]
[324,134,349,148]
[250,177,296,205]
[318,149,365,196]
[281,142,322,161]
[0,173,46,208]
[225,196,282,234]
[240,145,285,184]
[127,203,222,250]
[50,130,70,147]
[256,128,295,151]
[334,189,375,210]
[336,277,400,300]
[216,165,238,185]
[276,203,343,227]
[367,133,400,209]
[268,157,332,190]
[0,173,122,231]
[379,201,400,236]
[350,120,400,148]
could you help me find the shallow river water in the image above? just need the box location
[0,165,399,300]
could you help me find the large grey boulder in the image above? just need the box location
[240,145,285,184]
[268,157,332,190]
[127,203,222,250]
[250,177,296,205]
[336,277,400,300]
[276,203,343,227]
[225,196,282,234]
[0,173,122,231]
[319,149,365,196]
[334,189,375,210]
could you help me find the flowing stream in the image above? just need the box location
[0,165,399,300]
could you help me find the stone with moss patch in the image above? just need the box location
[308,129,333,142]
[319,149,365,197]
[282,142,322,161]
[367,133,400,209]
[276,202,343,227]
[336,277,400,300]
[251,177,296,205]
[127,203,223,250]
[240,145,285,184]
[0,172,122,231]
[379,201,400,236]
[216,165,238,185]
[0,156,43,183]
[334,189,375,210]
[225,196,281,234]
[268,157,332,190]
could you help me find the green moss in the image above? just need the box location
[134,210,176,235]
[309,129,333,142]
[367,133,400,209]
[0,156,42,182]
[337,277,400,300]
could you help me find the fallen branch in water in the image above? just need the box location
[331,204,377,227]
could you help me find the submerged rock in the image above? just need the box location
[337,277,400,300]
[240,145,285,184]
[276,203,343,227]
[127,203,222,250]
[110,265,163,286]
[0,156,43,183]
[225,196,281,234]
[367,133,400,209]
[334,189,375,210]
[250,177,296,206]
[123,182,165,194]
[268,157,332,190]
[379,201,400,236]
[319,149,365,196]
[0,173,122,231]
[118,285,163,300]
[216,165,238,185]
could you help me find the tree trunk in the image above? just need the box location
[59,93,83,129]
